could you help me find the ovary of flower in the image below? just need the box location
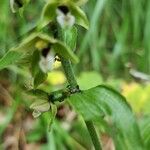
[56,10,75,28]
[30,100,50,118]
[39,51,55,73]
[35,40,49,50]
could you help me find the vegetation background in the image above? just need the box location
[0,0,150,149]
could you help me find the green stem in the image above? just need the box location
[59,27,102,150]
[61,58,77,88]
[86,121,102,150]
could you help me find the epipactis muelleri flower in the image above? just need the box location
[30,99,50,118]
[12,32,78,74]
[35,41,55,73]
[39,0,89,29]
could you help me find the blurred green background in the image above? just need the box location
[0,0,150,149]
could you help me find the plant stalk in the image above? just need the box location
[86,121,102,150]
[61,58,78,88]
[59,27,102,150]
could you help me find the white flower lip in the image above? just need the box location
[56,6,75,28]
[39,48,55,73]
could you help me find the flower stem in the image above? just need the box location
[61,58,78,88]
[59,27,102,150]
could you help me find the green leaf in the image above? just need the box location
[68,85,144,150]
[139,116,150,150]
[70,5,89,30]
[34,70,48,88]
[13,33,50,52]
[0,50,23,70]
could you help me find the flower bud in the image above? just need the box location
[30,100,50,118]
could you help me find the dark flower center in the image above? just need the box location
[41,45,51,57]
[58,5,69,15]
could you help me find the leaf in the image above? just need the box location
[68,85,144,150]
[70,4,89,30]
[139,116,150,150]
[34,70,48,88]
[0,50,23,70]
[13,33,50,52]
[31,50,40,77]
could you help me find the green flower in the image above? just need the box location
[39,0,89,29]
[30,100,50,118]
[13,33,78,64]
